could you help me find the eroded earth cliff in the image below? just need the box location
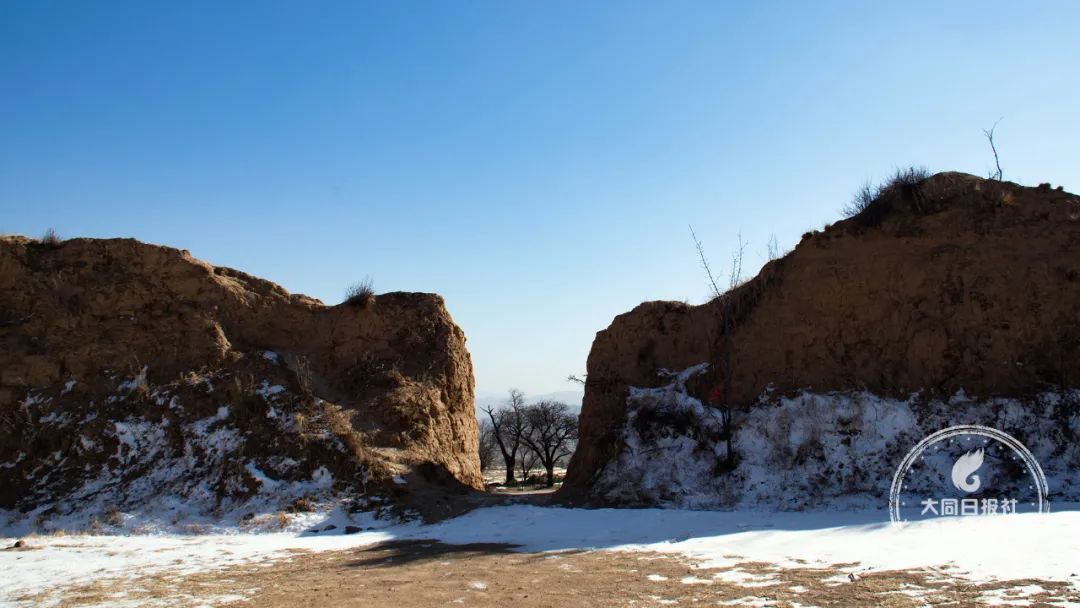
[0,237,481,530]
[562,173,1080,507]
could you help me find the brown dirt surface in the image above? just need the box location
[0,237,480,521]
[21,541,1079,607]
[562,173,1080,502]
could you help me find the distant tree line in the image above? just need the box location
[479,390,578,487]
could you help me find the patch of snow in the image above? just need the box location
[1,397,345,536]
[720,597,770,607]
[0,511,397,607]
[20,392,48,408]
[245,463,282,491]
[4,505,1080,606]
[37,411,71,425]
[0,453,25,470]
[712,568,778,587]
[116,366,148,394]
[415,504,1080,583]
[256,382,286,400]
[594,364,1080,508]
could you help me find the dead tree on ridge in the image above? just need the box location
[983,117,1004,181]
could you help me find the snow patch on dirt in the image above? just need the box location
[4,505,1080,606]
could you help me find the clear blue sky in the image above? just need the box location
[3,2,1078,399]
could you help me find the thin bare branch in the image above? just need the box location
[983,117,1004,181]
[728,231,747,290]
[689,225,723,300]
[766,233,780,261]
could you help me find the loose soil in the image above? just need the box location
[17,540,1079,607]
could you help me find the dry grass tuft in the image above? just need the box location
[288,495,316,513]
[344,277,376,308]
[842,166,931,224]
[39,228,64,248]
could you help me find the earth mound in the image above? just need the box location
[561,173,1080,507]
[0,237,481,531]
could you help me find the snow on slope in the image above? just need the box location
[593,364,1080,508]
[3,505,1080,606]
[2,367,389,536]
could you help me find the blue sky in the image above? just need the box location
[3,2,1079,400]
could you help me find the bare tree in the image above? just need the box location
[521,401,578,487]
[691,230,747,466]
[983,117,1004,181]
[716,234,747,461]
[480,389,529,485]
[477,418,499,473]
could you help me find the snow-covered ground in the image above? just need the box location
[4,505,1079,607]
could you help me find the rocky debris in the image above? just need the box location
[0,237,481,529]
[561,173,1080,504]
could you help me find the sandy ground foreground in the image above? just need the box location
[7,506,1080,607]
[11,540,1079,608]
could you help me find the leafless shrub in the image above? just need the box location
[518,448,541,485]
[842,166,931,223]
[39,228,63,249]
[766,233,781,261]
[344,277,376,307]
[288,495,316,513]
[104,506,124,527]
[843,180,879,218]
[690,227,748,299]
[728,231,746,291]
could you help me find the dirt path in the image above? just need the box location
[28,540,1079,607]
